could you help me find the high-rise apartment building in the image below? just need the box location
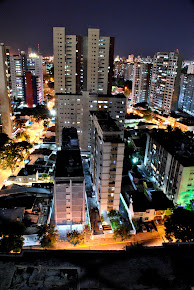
[144,131,194,206]
[0,44,13,137]
[53,27,114,95]
[149,51,182,113]
[10,51,43,106]
[178,73,194,117]
[27,53,44,104]
[54,128,85,231]
[56,92,126,151]
[131,63,152,104]
[10,54,26,103]
[90,111,124,212]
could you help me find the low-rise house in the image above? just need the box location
[121,190,173,222]
[15,165,38,184]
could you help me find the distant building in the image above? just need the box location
[27,53,44,104]
[90,112,124,212]
[149,51,182,113]
[10,53,26,103]
[187,64,194,74]
[0,44,13,137]
[131,63,152,104]
[178,73,194,117]
[54,128,85,230]
[144,130,194,205]
[10,51,43,106]
[53,27,114,94]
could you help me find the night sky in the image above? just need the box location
[0,0,193,59]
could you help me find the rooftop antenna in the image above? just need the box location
[38,43,40,54]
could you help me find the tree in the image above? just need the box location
[0,133,9,150]
[143,114,152,121]
[108,210,120,219]
[37,224,59,248]
[66,230,84,246]
[0,235,24,252]
[185,199,194,211]
[0,140,32,172]
[113,224,131,241]
[164,207,194,242]
[16,131,30,142]
[0,221,25,253]
[33,105,50,122]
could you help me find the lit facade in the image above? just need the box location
[56,92,126,151]
[90,112,124,212]
[149,52,182,113]
[131,63,152,104]
[0,44,13,137]
[178,73,194,117]
[144,131,194,205]
[53,27,114,95]
[54,128,85,229]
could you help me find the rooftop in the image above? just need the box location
[92,111,121,132]
[127,190,173,212]
[0,207,25,223]
[62,127,79,150]
[55,150,84,178]
[18,165,38,176]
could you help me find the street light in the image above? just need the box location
[132,157,138,164]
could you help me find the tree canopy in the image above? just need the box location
[113,224,131,241]
[164,207,194,242]
[66,230,84,246]
[0,133,9,150]
[0,140,32,172]
[0,221,25,253]
[37,224,59,248]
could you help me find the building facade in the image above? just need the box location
[131,63,152,104]
[54,128,85,230]
[144,131,194,205]
[0,44,13,137]
[178,73,194,117]
[90,112,124,212]
[56,92,126,151]
[53,27,114,95]
[149,51,182,113]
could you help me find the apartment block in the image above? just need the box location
[56,92,126,151]
[131,63,152,104]
[144,130,194,205]
[149,51,182,113]
[54,128,85,229]
[0,44,13,137]
[90,111,124,212]
[53,27,114,94]
[178,73,194,117]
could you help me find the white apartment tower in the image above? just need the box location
[90,112,124,212]
[149,51,182,113]
[53,27,114,95]
[131,63,152,104]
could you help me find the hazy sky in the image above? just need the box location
[0,0,193,59]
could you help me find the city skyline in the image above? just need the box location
[0,0,193,59]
